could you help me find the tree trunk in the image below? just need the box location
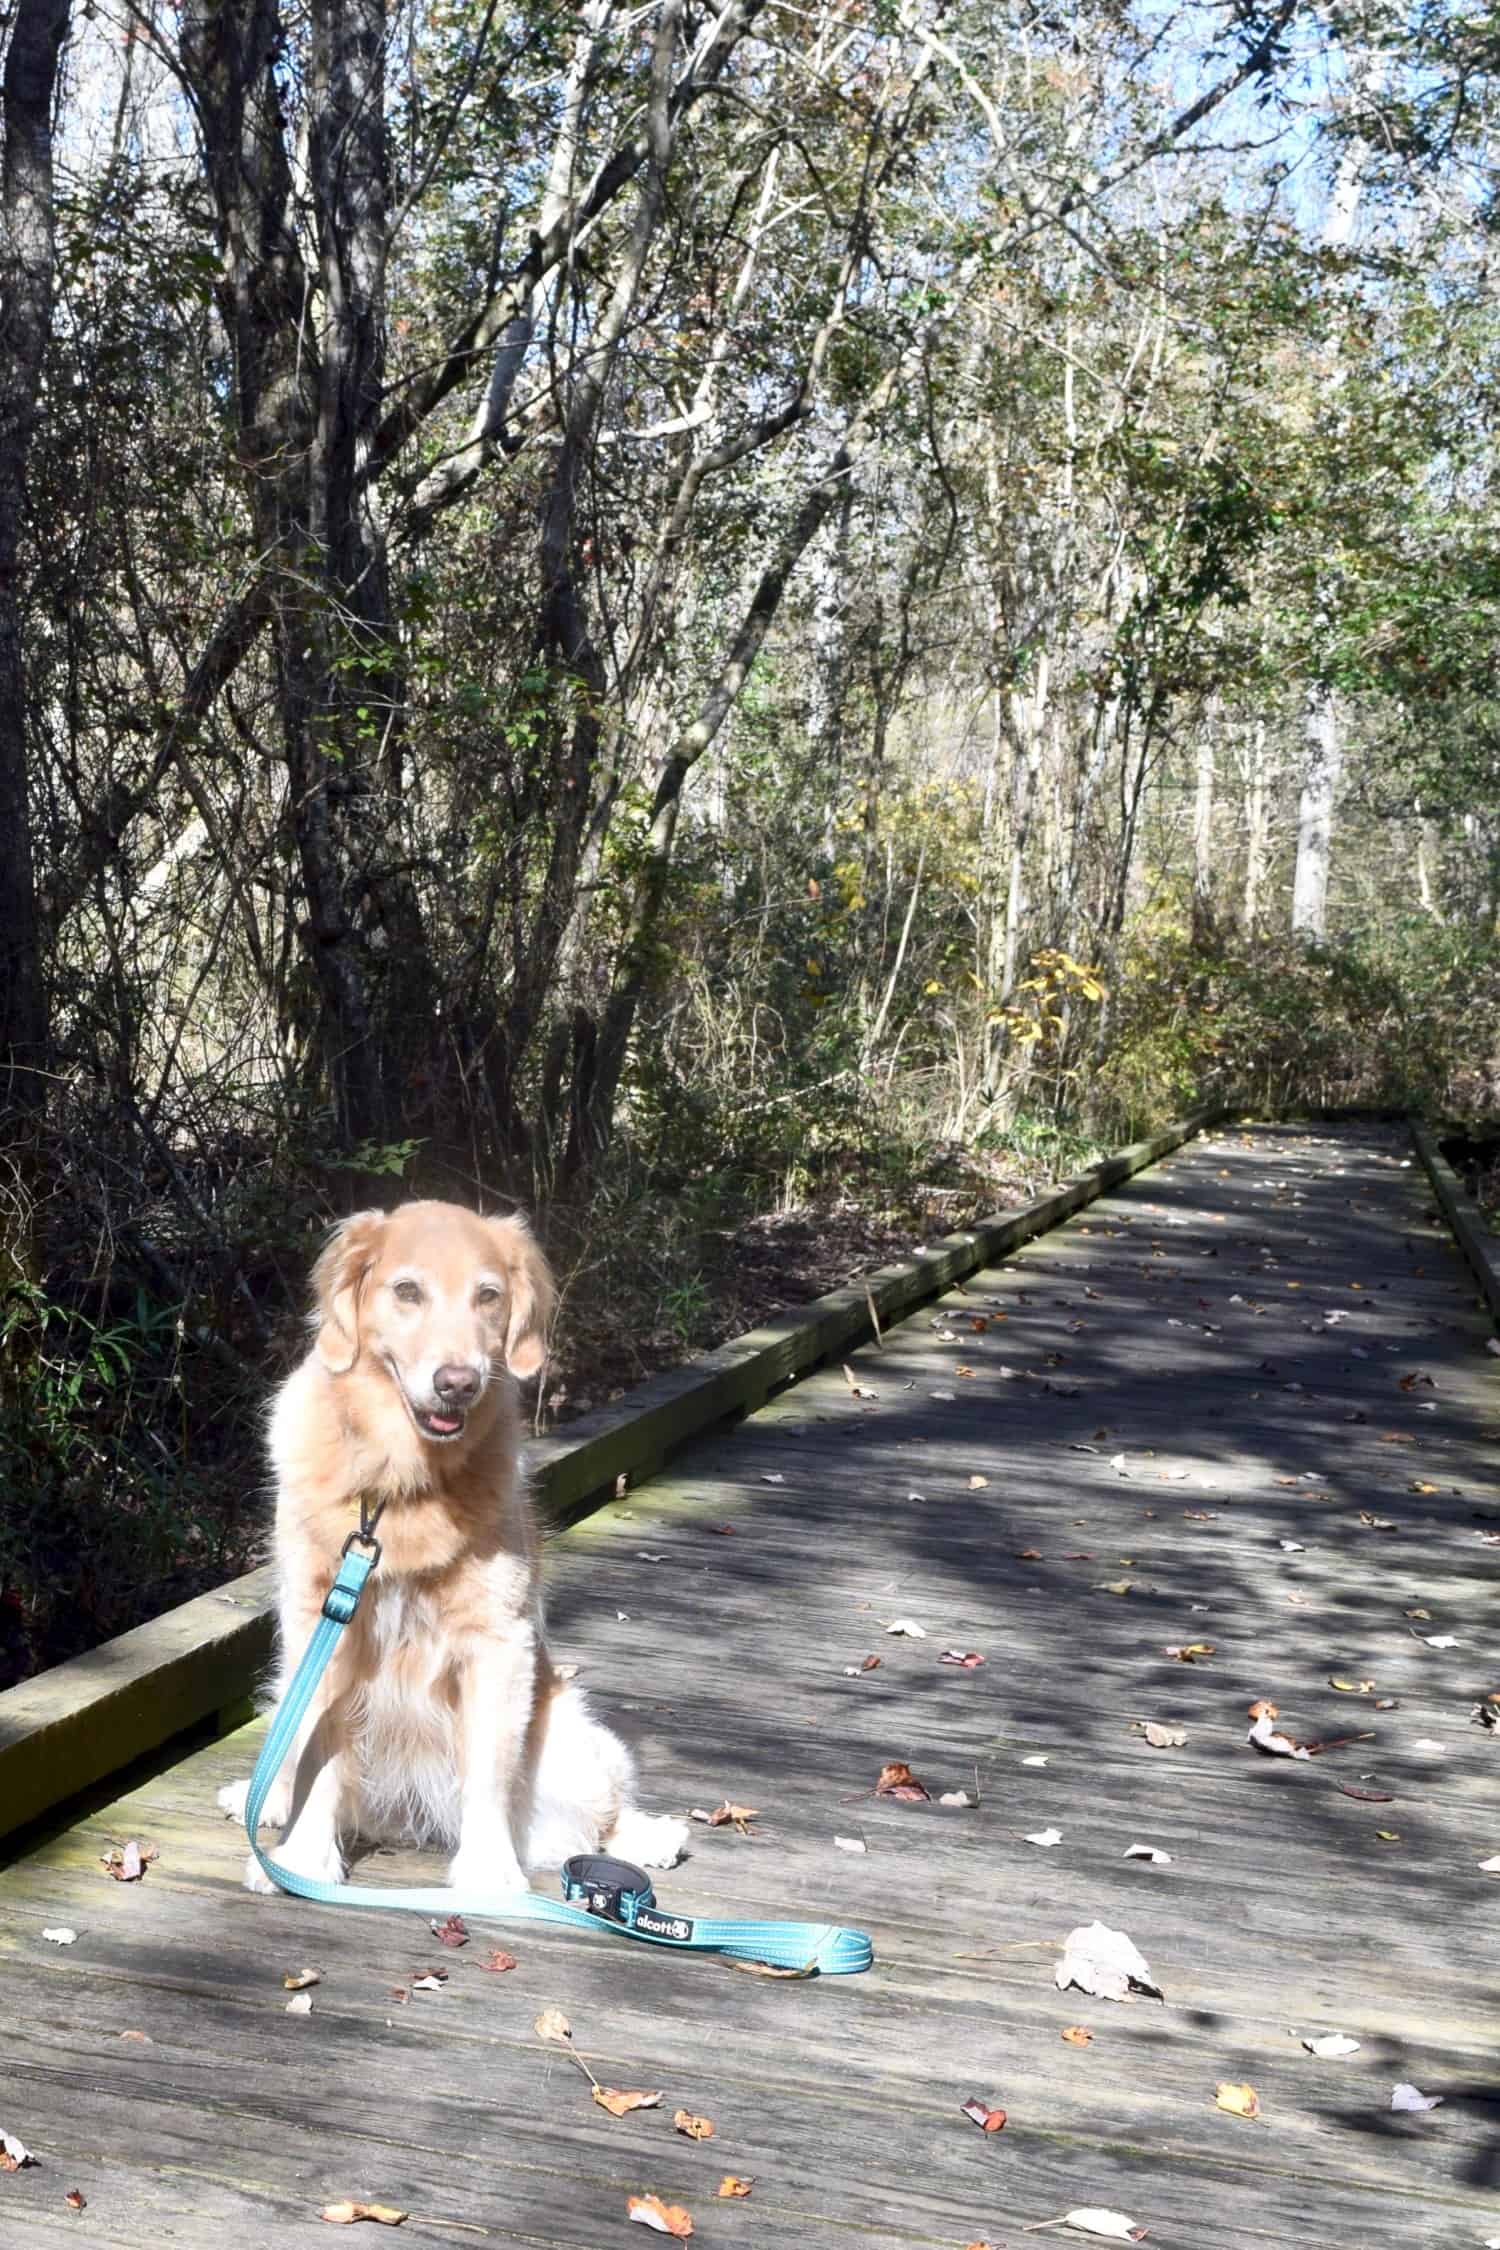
[1242,718,1268,935]
[0,0,70,1129]
[1191,715,1215,941]
[1291,686,1341,941]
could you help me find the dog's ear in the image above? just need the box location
[486,1213,555,1378]
[310,1209,388,1376]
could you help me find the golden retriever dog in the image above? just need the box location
[219,1201,687,1894]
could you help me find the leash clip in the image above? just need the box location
[340,1495,387,1569]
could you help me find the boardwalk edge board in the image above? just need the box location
[1410,1118,1500,1325]
[0,1103,1225,1844]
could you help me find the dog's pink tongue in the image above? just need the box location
[427,1411,463,1435]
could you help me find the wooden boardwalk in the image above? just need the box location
[5,1121,1500,2247]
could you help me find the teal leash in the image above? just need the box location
[243,1514,873,1977]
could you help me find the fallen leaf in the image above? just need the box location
[319,2204,408,2226]
[673,2111,714,2141]
[1376,1829,1400,1841]
[716,2178,753,2199]
[430,1915,468,1949]
[1338,1784,1395,1802]
[1061,2025,1094,2045]
[1022,1754,1050,1768]
[1098,1580,1134,1597]
[285,1992,314,2016]
[283,1967,322,1991]
[593,2088,662,2118]
[1329,1678,1375,1695]
[1215,2081,1260,2120]
[967,1475,989,1490]
[1391,2083,1443,2112]
[0,2130,36,2171]
[959,2097,1007,2132]
[760,1473,784,1485]
[885,1618,927,1638]
[861,1654,881,1671]
[626,2192,694,2236]
[1424,1635,1463,1650]
[1163,1642,1215,1663]
[1123,1844,1172,1865]
[1246,1699,1312,1761]
[1143,1722,1186,1749]
[691,1802,759,1831]
[875,1761,931,1801]
[474,1949,518,1973]
[534,2007,572,2043]
[118,2030,151,2044]
[1062,2210,1146,2242]
[99,1840,157,1882]
[1478,1854,1500,1873]
[1055,1921,1161,2003]
[841,1363,876,1400]
[65,2189,85,2210]
[723,1956,816,1979]
[41,1928,76,1946]
[409,1973,446,1992]
[1024,1827,1062,1848]
[1302,2033,1360,2058]
[940,1649,986,1668]
[939,1789,977,1807]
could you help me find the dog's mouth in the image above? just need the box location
[412,1405,467,1442]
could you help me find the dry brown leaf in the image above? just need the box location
[593,2088,662,2118]
[724,1955,816,1979]
[673,2110,715,2141]
[1061,2025,1094,2046]
[716,2177,753,2199]
[318,2203,408,2226]
[429,1915,468,1949]
[1215,2081,1261,2121]
[474,1949,518,1973]
[1164,1642,1215,1663]
[940,1649,985,1669]
[0,2131,36,2171]
[283,1967,322,1992]
[65,2189,86,2210]
[959,2097,1007,2132]
[874,1761,931,1801]
[534,2007,572,2043]
[100,1840,157,1882]
[691,1801,759,1831]
[626,2192,694,2237]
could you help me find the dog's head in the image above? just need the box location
[310,1201,555,1443]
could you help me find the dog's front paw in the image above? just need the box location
[608,1810,690,1871]
[448,1845,528,1897]
[243,1833,347,1895]
[219,1776,292,1829]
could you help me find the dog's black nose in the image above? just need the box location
[433,1363,481,1404]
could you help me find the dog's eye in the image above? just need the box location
[476,1284,502,1308]
[392,1280,423,1306]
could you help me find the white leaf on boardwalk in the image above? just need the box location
[0,2128,36,2168]
[1123,1844,1171,1864]
[1301,2033,1360,2058]
[1143,1721,1186,1749]
[1246,1701,1311,1759]
[1063,2208,1146,2240]
[1423,1635,1463,1649]
[41,1927,76,1946]
[1055,1921,1161,2002]
[885,1618,926,1637]
[1478,1855,1500,1872]
[1022,1754,1050,1767]
[834,1836,866,1853]
[1025,1827,1062,1848]
[1391,2083,1443,2112]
